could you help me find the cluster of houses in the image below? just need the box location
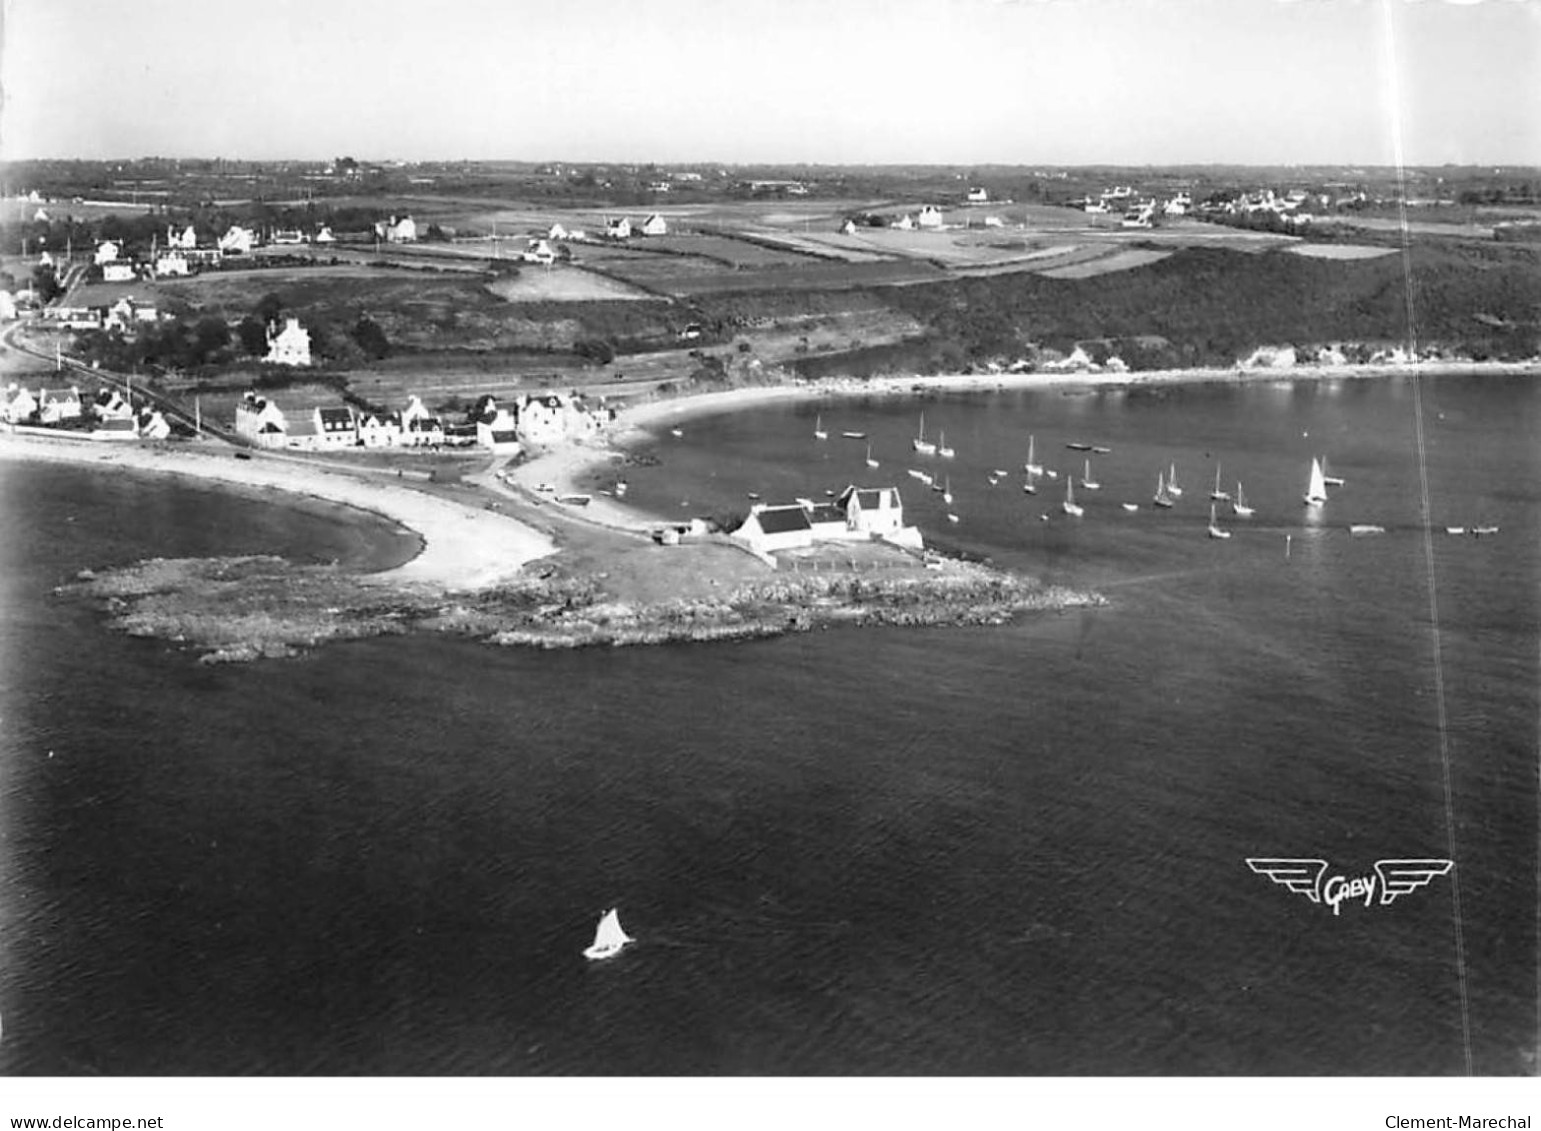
[601,214,670,240]
[1,382,172,440]
[730,486,923,557]
[838,206,1005,235]
[233,390,611,453]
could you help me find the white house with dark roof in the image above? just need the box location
[2,383,38,423]
[804,502,848,540]
[265,318,312,367]
[138,409,171,441]
[605,216,632,240]
[235,391,289,447]
[357,411,403,448]
[837,485,919,547]
[37,386,83,424]
[890,213,915,231]
[476,406,521,451]
[400,395,444,446]
[94,240,121,265]
[154,251,190,277]
[167,225,197,250]
[375,216,417,243]
[102,262,136,283]
[218,226,257,254]
[916,205,944,229]
[92,387,134,420]
[640,214,668,236]
[733,504,814,554]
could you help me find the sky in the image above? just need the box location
[0,0,1537,166]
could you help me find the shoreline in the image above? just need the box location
[0,430,556,590]
[508,359,1540,532]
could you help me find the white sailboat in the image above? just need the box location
[1063,476,1083,517]
[1080,458,1100,490]
[1152,471,1174,509]
[1303,458,1328,506]
[942,475,953,505]
[1210,463,1230,501]
[865,443,879,469]
[912,413,936,455]
[814,414,828,441]
[1024,435,1044,477]
[1166,462,1183,498]
[1231,483,1254,517]
[1207,502,1231,540]
[583,908,634,961]
[1023,478,1038,495]
[937,430,955,459]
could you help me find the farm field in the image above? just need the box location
[485,265,655,301]
[1285,243,1399,260]
[1036,247,1174,278]
[627,233,817,267]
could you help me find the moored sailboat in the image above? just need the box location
[1321,459,1345,487]
[865,443,879,469]
[1166,462,1183,498]
[1080,458,1100,490]
[1303,458,1328,506]
[1152,471,1174,509]
[1062,476,1083,517]
[1024,435,1044,477]
[814,414,828,441]
[1207,503,1231,540]
[1210,463,1230,502]
[1231,483,1254,517]
[937,430,955,459]
[912,413,936,455]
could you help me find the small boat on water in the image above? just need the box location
[1210,463,1230,502]
[1024,436,1044,477]
[907,469,934,485]
[1023,479,1038,495]
[1231,483,1254,518]
[1066,441,1093,452]
[912,413,936,455]
[1153,472,1175,509]
[670,428,683,438]
[814,415,828,441]
[937,431,955,459]
[865,443,879,469]
[1092,446,1112,455]
[1080,458,1100,491]
[1349,524,1385,536]
[1166,462,1183,498]
[584,908,634,962]
[1122,502,1139,512]
[1322,459,1345,487]
[1303,458,1328,506]
[842,430,866,440]
[746,492,760,500]
[1472,525,1499,537]
[1207,503,1231,540]
[993,469,1009,478]
[1062,476,1083,517]
[946,513,960,524]
[557,494,592,507]
[1044,468,1059,480]
[1445,526,1465,536]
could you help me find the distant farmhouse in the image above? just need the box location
[264,318,312,367]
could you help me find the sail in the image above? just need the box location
[585,908,634,959]
[1305,458,1327,503]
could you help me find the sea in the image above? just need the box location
[0,371,1535,1076]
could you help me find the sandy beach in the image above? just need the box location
[0,431,556,590]
[507,359,1540,531]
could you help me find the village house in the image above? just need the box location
[102,262,136,283]
[733,504,814,554]
[966,187,989,203]
[916,205,945,229]
[640,214,668,236]
[92,387,134,420]
[166,225,197,250]
[271,229,308,245]
[375,216,417,243]
[282,406,357,451]
[94,240,120,265]
[400,395,444,446]
[475,404,521,451]
[36,386,83,424]
[517,392,603,446]
[522,239,556,266]
[604,217,632,240]
[314,226,336,244]
[357,410,403,448]
[138,408,172,441]
[804,502,848,540]
[218,226,257,254]
[840,219,858,236]
[836,485,908,539]
[264,318,312,367]
[547,222,569,241]
[154,251,190,277]
[235,391,289,447]
[890,213,915,231]
[1,383,38,423]
[0,292,18,321]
